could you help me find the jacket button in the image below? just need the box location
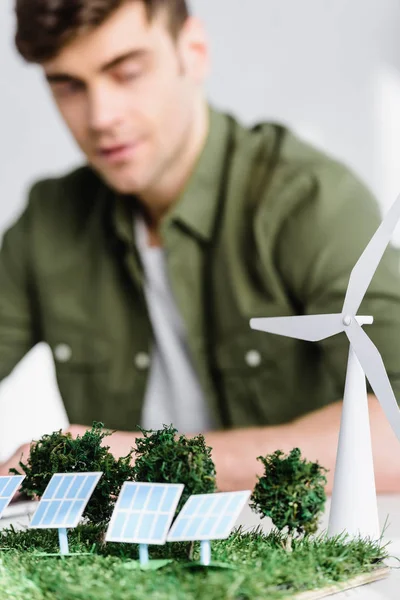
[54,343,72,363]
[134,352,150,370]
[245,350,261,367]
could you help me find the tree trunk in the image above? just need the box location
[284,534,293,552]
[188,541,195,560]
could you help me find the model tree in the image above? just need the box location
[9,422,135,524]
[250,448,327,549]
[132,424,217,512]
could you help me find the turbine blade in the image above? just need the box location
[342,192,400,316]
[250,314,344,342]
[346,321,400,442]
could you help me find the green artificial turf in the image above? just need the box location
[0,525,388,600]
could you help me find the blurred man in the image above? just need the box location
[1,0,400,491]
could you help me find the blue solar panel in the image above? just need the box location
[167,491,251,542]
[0,476,25,518]
[105,482,184,545]
[29,472,102,529]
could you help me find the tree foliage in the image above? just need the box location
[131,424,217,511]
[10,422,135,524]
[250,448,327,538]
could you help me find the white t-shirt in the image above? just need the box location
[135,216,214,434]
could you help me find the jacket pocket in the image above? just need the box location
[47,328,144,431]
[47,328,111,426]
[213,330,331,427]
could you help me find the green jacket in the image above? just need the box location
[2,107,400,431]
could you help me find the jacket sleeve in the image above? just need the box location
[0,189,40,382]
[274,161,400,401]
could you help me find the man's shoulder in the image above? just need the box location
[231,112,377,225]
[10,165,113,260]
[234,113,357,188]
[21,164,113,245]
[28,164,105,212]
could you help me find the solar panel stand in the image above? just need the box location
[58,528,69,555]
[200,540,211,566]
[139,543,149,566]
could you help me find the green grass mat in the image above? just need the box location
[0,524,388,600]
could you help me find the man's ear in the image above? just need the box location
[177,16,210,82]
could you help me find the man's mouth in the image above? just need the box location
[97,142,140,164]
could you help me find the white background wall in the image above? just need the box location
[1,0,400,459]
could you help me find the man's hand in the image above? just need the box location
[0,441,31,477]
[0,424,141,503]
[0,441,32,502]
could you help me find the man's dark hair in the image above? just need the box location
[15,0,190,63]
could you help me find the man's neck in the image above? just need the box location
[139,99,209,234]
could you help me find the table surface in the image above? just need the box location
[2,496,400,599]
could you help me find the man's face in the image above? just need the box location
[42,2,208,195]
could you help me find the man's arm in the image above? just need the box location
[0,199,39,383]
[273,163,400,412]
[206,395,400,493]
[2,396,398,493]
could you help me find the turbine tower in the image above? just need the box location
[250,194,400,540]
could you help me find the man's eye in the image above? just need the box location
[119,70,143,82]
[53,82,83,97]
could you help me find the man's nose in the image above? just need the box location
[87,86,124,133]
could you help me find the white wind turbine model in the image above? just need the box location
[250,194,400,540]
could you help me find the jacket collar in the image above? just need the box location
[112,106,231,246]
[161,106,231,242]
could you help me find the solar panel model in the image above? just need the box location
[0,476,25,518]
[167,490,251,565]
[106,482,184,567]
[29,472,102,555]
